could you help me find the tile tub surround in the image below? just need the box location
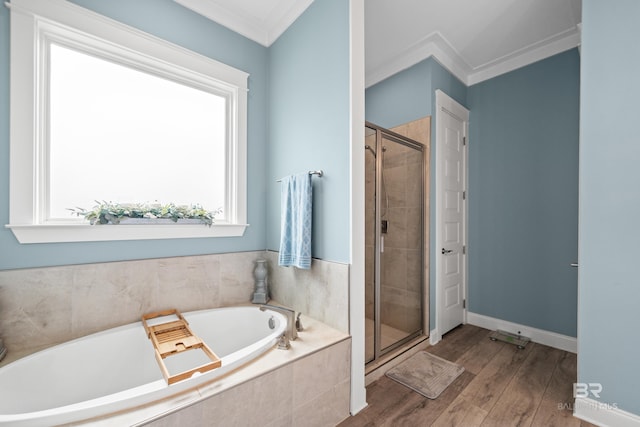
[0,251,266,358]
[77,316,351,426]
[264,251,349,333]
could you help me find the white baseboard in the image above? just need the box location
[429,329,441,346]
[466,312,577,353]
[574,397,640,427]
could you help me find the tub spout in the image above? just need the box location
[260,304,300,344]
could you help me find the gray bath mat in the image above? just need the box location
[385,351,464,399]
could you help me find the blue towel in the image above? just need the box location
[278,173,313,269]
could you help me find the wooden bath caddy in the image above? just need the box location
[142,309,221,385]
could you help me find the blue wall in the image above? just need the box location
[0,0,270,270]
[267,0,351,263]
[1,0,353,270]
[579,0,640,414]
[467,49,580,337]
[365,58,466,128]
[365,60,431,128]
[366,51,579,337]
[365,57,468,329]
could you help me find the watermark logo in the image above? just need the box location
[558,383,619,411]
[573,382,602,399]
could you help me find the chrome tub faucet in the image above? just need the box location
[259,304,303,349]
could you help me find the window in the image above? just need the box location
[48,44,228,221]
[7,0,249,243]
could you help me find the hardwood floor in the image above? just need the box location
[339,325,597,427]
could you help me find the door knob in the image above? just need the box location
[442,248,453,255]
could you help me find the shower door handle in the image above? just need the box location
[442,248,453,255]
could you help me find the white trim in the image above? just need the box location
[173,0,314,47]
[349,0,367,416]
[574,397,640,427]
[466,27,581,85]
[7,0,249,243]
[429,329,441,346]
[365,26,581,88]
[466,312,577,353]
[6,224,249,244]
[434,90,469,345]
[366,31,469,88]
[264,0,314,46]
[7,0,249,88]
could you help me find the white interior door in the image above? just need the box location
[435,90,469,339]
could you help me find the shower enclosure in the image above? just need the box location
[365,122,425,364]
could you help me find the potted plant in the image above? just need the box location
[69,201,221,226]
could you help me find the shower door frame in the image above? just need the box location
[366,121,426,364]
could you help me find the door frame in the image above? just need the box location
[433,89,469,344]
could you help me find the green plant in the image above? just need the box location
[68,201,221,226]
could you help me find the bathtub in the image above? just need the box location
[0,306,287,426]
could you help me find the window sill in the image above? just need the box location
[6,223,249,244]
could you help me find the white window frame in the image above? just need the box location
[6,0,249,243]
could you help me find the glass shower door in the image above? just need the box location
[378,132,424,354]
[365,123,424,364]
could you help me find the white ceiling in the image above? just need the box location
[175,0,582,86]
[175,0,314,47]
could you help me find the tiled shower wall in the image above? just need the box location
[380,137,424,332]
[365,117,430,333]
[0,251,349,357]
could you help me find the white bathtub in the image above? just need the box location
[0,306,287,426]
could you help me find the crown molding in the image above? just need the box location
[174,0,313,47]
[467,26,581,85]
[264,0,314,46]
[366,31,470,88]
[366,26,581,88]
